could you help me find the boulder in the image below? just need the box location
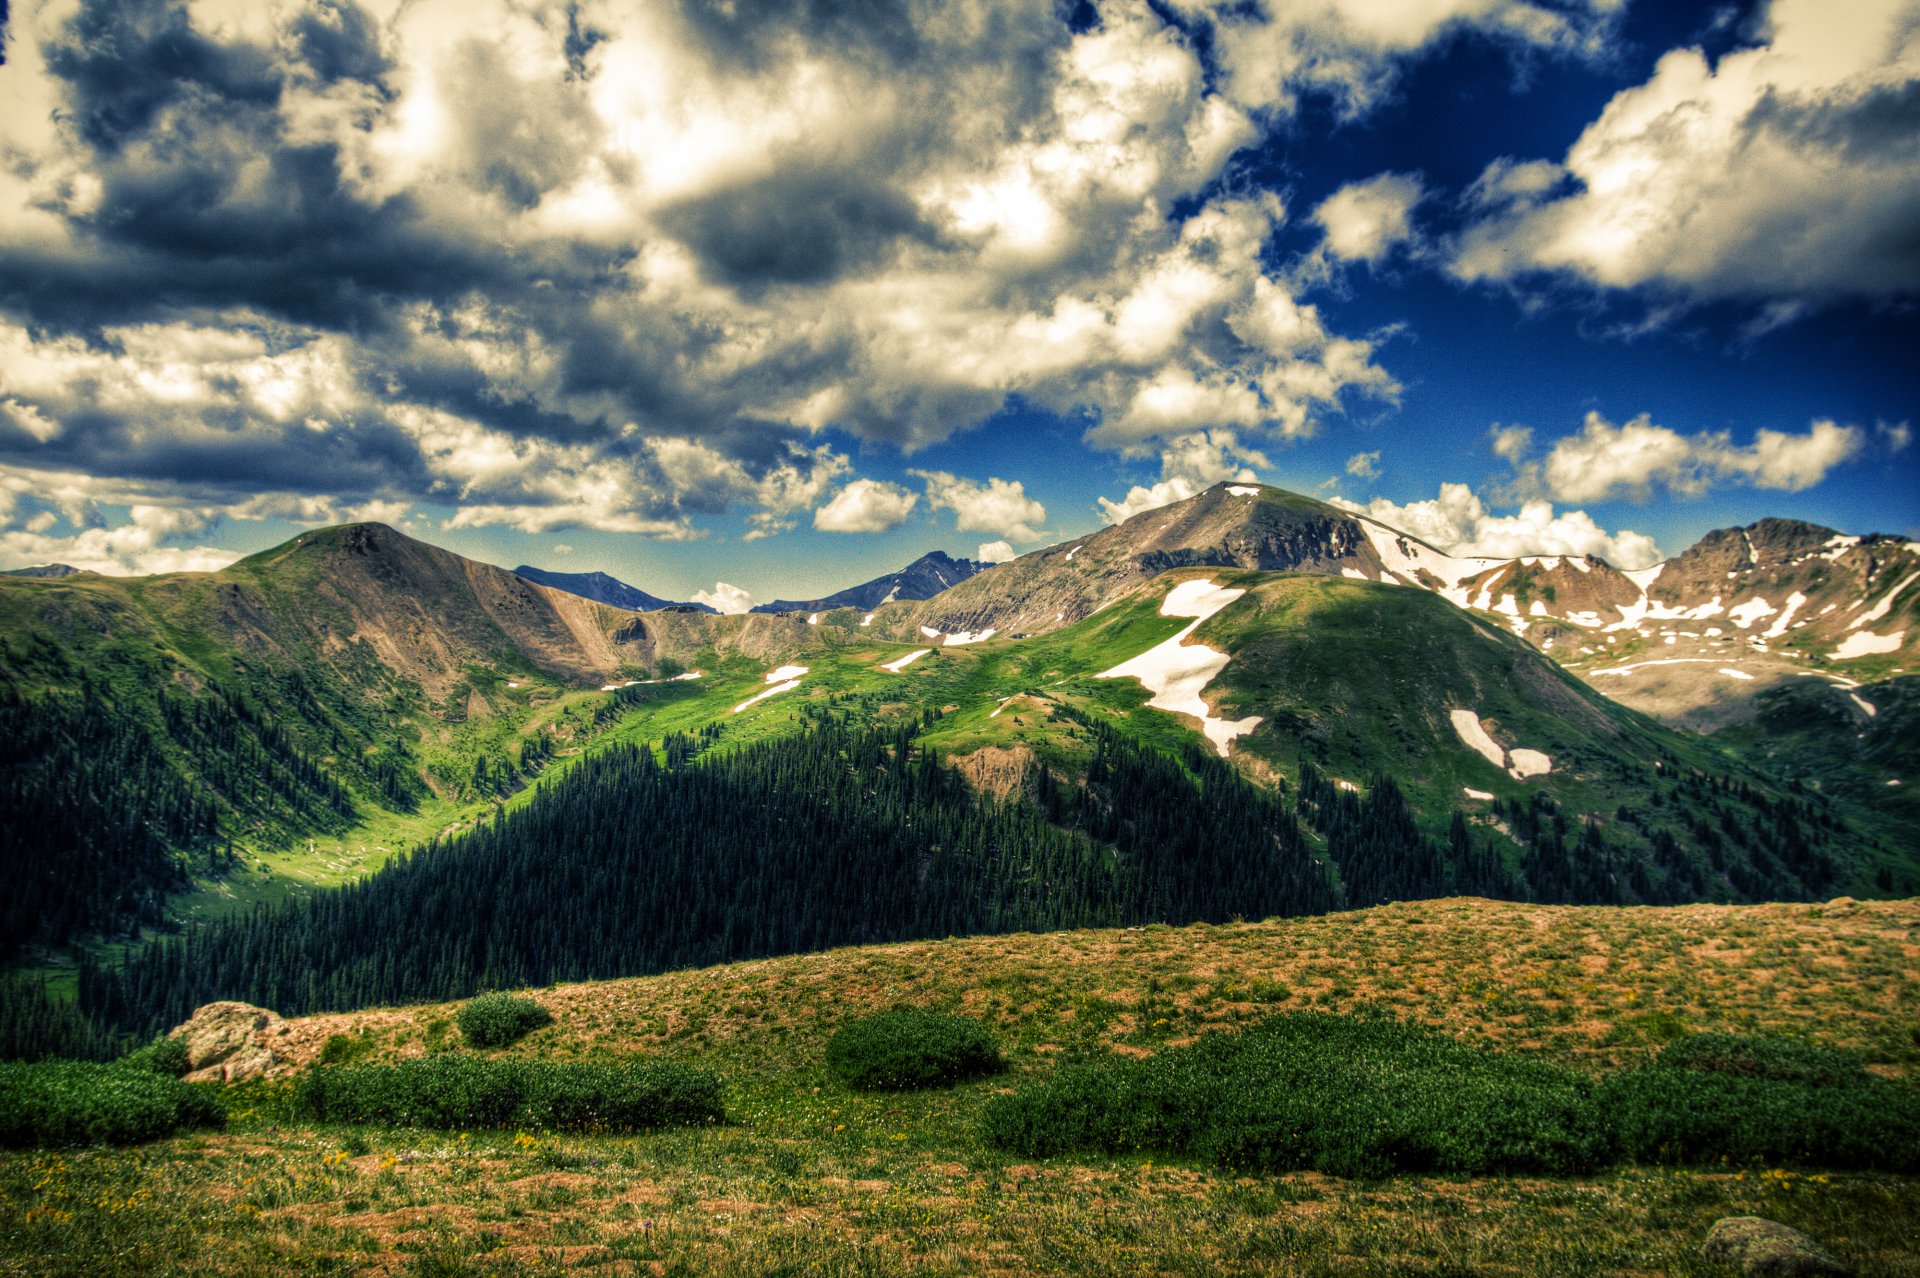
[1703,1217,1851,1277]
[173,1001,285,1083]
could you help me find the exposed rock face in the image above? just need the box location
[1702,1216,1851,1277]
[174,1001,286,1083]
[752,550,988,615]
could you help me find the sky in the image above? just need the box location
[0,0,1914,608]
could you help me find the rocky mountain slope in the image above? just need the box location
[512,564,715,614]
[878,483,1914,732]
[749,549,986,615]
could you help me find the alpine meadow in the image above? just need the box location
[1,0,1917,1273]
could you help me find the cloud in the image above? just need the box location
[0,0,1606,542]
[1879,421,1912,454]
[1450,0,1920,303]
[1096,428,1266,524]
[0,493,245,576]
[976,539,1016,563]
[813,479,919,534]
[1530,412,1864,503]
[1346,450,1381,479]
[1313,173,1425,264]
[1334,483,1664,569]
[914,470,1048,542]
[552,543,574,555]
[690,581,753,614]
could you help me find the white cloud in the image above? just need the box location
[1450,0,1920,303]
[812,479,919,534]
[1878,421,1911,454]
[690,582,754,615]
[1313,172,1424,264]
[1346,450,1381,479]
[913,470,1048,542]
[976,540,1016,563]
[552,543,574,555]
[1335,483,1664,569]
[1535,412,1864,503]
[1097,428,1266,524]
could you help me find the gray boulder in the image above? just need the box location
[1703,1217,1851,1277]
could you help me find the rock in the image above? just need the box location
[173,1001,286,1083]
[1703,1217,1851,1277]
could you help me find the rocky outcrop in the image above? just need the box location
[173,1001,286,1083]
[1702,1216,1851,1277]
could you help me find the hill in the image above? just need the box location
[512,564,716,614]
[3,897,1917,1276]
[750,549,987,615]
[2,507,1906,979]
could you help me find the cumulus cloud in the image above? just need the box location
[1450,0,1920,303]
[1313,173,1425,264]
[690,581,754,614]
[1096,428,1267,524]
[914,471,1048,542]
[1346,450,1382,479]
[1334,484,1664,569]
[813,479,919,534]
[0,0,1613,558]
[976,539,1017,563]
[1530,412,1864,503]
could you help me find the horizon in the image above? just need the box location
[1,0,1914,607]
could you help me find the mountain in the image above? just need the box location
[0,494,1909,1001]
[1,564,81,578]
[749,549,986,615]
[512,564,716,614]
[880,484,1916,732]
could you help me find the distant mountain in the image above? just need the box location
[514,565,716,614]
[2,564,80,578]
[750,549,986,615]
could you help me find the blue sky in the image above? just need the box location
[0,0,1913,605]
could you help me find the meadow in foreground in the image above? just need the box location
[3,896,1917,1276]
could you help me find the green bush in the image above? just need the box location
[983,1013,1920,1178]
[826,1009,1003,1092]
[119,1035,191,1077]
[1654,1033,1867,1087]
[292,1057,725,1132]
[0,1061,224,1147]
[456,993,552,1049]
[1602,1057,1920,1173]
[983,1012,1607,1177]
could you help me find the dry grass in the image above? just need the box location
[6,897,1919,1276]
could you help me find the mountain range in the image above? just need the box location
[1,481,1912,1051]
[748,549,987,615]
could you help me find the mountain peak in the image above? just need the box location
[751,549,988,614]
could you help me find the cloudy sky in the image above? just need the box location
[0,0,1913,607]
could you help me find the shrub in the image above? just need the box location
[1654,1033,1867,1087]
[119,1035,191,1077]
[0,1061,224,1147]
[1602,1039,1920,1172]
[456,993,552,1049]
[292,1057,724,1132]
[826,1009,1003,1092]
[982,1012,1607,1177]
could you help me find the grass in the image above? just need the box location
[2,897,1917,1274]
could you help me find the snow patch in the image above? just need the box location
[764,664,809,683]
[1763,592,1806,639]
[1341,568,1368,581]
[919,625,942,640]
[1065,545,1079,561]
[880,648,932,672]
[1728,596,1776,629]
[1592,658,1721,677]
[1718,668,1754,681]
[943,628,997,646]
[1850,694,1877,718]
[1463,787,1495,801]
[861,614,875,626]
[1507,749,1552,779]
[1449,710,1507,770]
[807,613,820,625]
[732,665,810,714]
[1831,629,1904,660]
[1095,578,1261,757]
[1849,571,1919,630]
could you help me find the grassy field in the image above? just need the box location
[5,897,1917,1276]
